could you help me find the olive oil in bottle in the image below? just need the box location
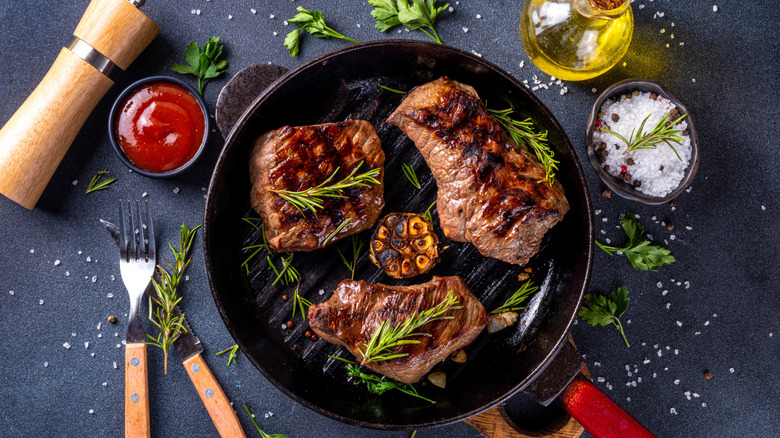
[520,0,633,81]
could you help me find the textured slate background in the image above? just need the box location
[0,1,778,437]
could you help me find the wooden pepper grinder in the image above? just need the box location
[0,0,160,209]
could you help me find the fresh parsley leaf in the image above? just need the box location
[369,0,450,44]
[171,37,228,95]
[579,286,630,347]
[284,7,359,57]
[596,211,676,271]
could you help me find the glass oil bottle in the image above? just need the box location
[520,0,633,81]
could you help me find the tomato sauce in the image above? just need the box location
[115,82,205,173]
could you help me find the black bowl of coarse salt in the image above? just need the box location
[586,78,700,204]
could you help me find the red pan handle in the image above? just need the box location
[559,376,655,438]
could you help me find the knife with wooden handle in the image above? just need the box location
[100,219,246,438]
[173,307,247,438]
[0,0,159,210]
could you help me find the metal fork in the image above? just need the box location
[118,200,155,438]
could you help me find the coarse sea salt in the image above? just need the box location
[594,92,692,197]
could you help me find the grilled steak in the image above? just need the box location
[387,77,569,266]
[249,120,385,251]
[308,276,487,384]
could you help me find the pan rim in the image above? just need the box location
[203,39,594,430]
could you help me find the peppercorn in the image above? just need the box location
[632,90,640,96]
[626,158,634,165]
[704,370,713,380]
[611,113,620,122]
[598,156,606,164]
[598,149,608,157]
[669,200,677,207]
[633,180,642,187]
[108,315,117,324]
[517,272,530,281]
[524,267,533,273]
[649,93,658,100]
[620,94,627,100]
[598,111,605,119]
[623,173,632,181]
[666,222,675,231]
[281,295,289,301]
[310,334,318,341]
[604,165,611,171]
[682,129,689,136]
[602,189,612,198]
[669,108,679,118]
[286,320,294,328]
[304,330,312,338]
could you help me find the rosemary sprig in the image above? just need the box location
[243,404,288,438]
[324,218,353,246]
[216,344,239,365]
[241,222,269,275]
[359,290,461,363]
[85,170,117,194]
[242,216,262,231]
[600,113,687,160]
[402,163,422,189]
[421,201,436,224]
[336,236,364,280]
[345,362,435,403]
[146,223,201,374]
[378,83,407,94]
[267,253,300,286]
[291,284,313,320]
[269,161,381,217]
[488,105,559,186]
[490,280,538,314]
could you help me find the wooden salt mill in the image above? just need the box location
[0,0,160,209]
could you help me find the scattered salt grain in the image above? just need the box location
[713,5,718,12]
[89,409,94,414]
[63,342,71,349]
[39,299,44,305]
[319,289,325,295]
[695,331,701,335]
[676,321,682,327]
[72,180,78,185]
[84,342,90,349]
[281,323,287,329]
[729,368,734,373]
[97,334,102,338]
[475,14,482,19]
[72,333,77,337]
[662,290,668,296]
[91,276,97,283]
[107,293,114,299]
[44,362,49,367]
[693,393,699,398]
[462,27,469,33]
[65,271,70,276]
[653,373,657,378]
[643,359,650,364]
[674,349,679,355]
[674,379,680,385]
[597,377,605,382]
[9,290,13,295]
[228,15,232,19]
[78,251,82,255]
[704,321,710,326]
[702,402,707,407]
[113,361,118,369]
[657,350,662,357]
[54,260,61,266]
[594,361,601,367]
[102,382,108,387]
[251,8,256,14]
[666,303,671,309]
[519,60,525,68]
[670,408,677,414]
[269,14,275,19]
[657,282,663,288]
[90,353,95,357]
[173,187,180,194]
[30,249,34,254]
[141,192,148,198]
[761,205,766,211]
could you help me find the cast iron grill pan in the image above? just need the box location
[203,41,592,430]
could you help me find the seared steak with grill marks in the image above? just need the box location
[249,120,385,251]
[387,77,569,266]
[308,276,487,384]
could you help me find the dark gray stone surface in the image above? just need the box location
[0,1,778,437]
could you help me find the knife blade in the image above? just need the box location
[101,219,246,438]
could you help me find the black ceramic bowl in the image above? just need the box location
[108,76,209,178]
[585,78,700,204]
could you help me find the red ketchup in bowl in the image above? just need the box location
[115,82,205,173]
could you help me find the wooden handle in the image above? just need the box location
[125,342,151,438]
[74,0,160,70]
[0,48,113,209]
[183,353,247,438]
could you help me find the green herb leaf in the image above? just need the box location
[269,161,381,217]
[171,37,228,95]
[359,290,461,363]
[241,221,269,275]
[85,170,117,194]
[336,236,364,280]
[243,404,288,438]
[600,112,688,160]
[323,218,352,246]
[284,7,359,57]
[345,363,436,403]
[402,163,422,189]
[596,211,676,271]
[487,104,559,186]
[421,201,436,225]
[370,0,450,44]
[490,280,538,314]
[291,284,313,320]
[267,253,300,286]
[579,286,630,347]
[378,83,407,94]
[216,344,239,365]
[145,223,201,373]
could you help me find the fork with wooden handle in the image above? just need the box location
[118,200,156,438]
